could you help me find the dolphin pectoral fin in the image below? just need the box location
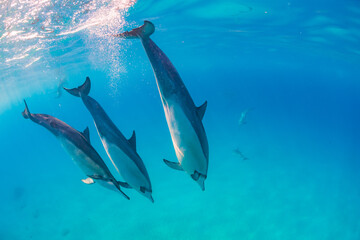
[196,101,207,120]
[120,191,130,200]
[118,181,132,189]
[128,130,136,152]
[191,172,200,180]
[91,176,130,200]
[114,21,155,39]
[82,127,90,143]
[81,177,95,184]
[163,159,183,171]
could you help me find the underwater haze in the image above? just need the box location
[1,0,360,239]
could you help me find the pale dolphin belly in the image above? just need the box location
[99,136,151,191]
[163,99,207,175]
[60,138,106,177]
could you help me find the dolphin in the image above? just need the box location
[22,100,129,199]
[238,109,249,125]
[64,78,154,202]
[238,108,253,126]
[115,21,209,190]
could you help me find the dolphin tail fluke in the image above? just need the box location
[64,77,91,97]
[22,100,31,119]
[114,21,155,39]
[163,159,183,171]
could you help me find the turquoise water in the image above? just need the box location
[1,0,360,239]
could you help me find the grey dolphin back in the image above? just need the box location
[114,21,154,39]
[64,77,91,97]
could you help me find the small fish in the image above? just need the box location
[233,148,249,160]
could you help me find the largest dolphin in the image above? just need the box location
[22,100,129,199]
[115,21,209,190]
[64,77,154,202]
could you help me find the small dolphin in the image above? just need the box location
[238,108,253,126]
[115,21,209,190]
[22,100,129,199]
[233,148,249,161]
[238,110,248,125]
[64,78,154,202]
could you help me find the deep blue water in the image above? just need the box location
[1,0,360,239]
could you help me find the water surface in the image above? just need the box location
[0,0,359,239]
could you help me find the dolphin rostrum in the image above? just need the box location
[64,78,154,202]
[22,100,129,199]
[115,21,209,190]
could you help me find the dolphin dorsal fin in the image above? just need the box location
[197,101,207,120]
[82,127,90,143]
[128,130,136,152]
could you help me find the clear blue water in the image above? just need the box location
[1,0,360,239]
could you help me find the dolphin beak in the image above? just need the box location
[197,176,205,191]
[142,190,154,203]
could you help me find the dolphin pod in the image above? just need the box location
[22,20,209,201]
[22,100,130,200]
[64,77,154,203]
[115,21,209,190]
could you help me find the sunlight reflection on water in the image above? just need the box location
[0,0,136,112]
